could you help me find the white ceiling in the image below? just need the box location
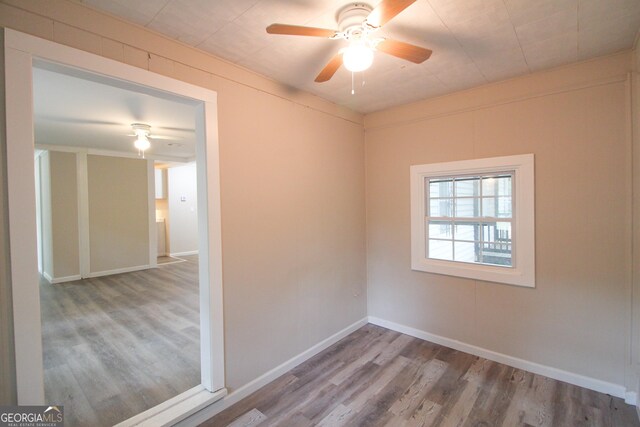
[33,65,198,161]
[81,0,640,113]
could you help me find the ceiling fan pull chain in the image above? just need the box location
[351,71,355,95]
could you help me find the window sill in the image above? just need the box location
[412,257,534,287]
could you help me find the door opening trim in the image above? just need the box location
[4,28,225,424]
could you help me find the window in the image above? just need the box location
[427,173,513,266]
[410,154,535,287]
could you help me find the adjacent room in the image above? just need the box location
[2,0,640,426]
[32,64,204,425]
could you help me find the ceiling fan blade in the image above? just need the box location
[126,133,180,142]
[376,39,432,63]
[315,53,343,83]
[156,126,194,133]
[266,24,338,38]
[366,0,416,28]
[40,117,123,126]
[149,135,180,141]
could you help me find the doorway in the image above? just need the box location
[4,29,225,425]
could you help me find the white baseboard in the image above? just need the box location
[176,317,369,427]
[170,250,198,257]
[49,274,82,284]
[86,264,151,278]
[43,266,151,282]
[368,316,634,405]
[41,272,82,284]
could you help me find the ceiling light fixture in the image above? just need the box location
[131,123,151,158]
[265,0,433,89]
[342,42,374,72]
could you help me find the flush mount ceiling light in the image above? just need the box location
[265,1,432,84]
[131,123,151,157]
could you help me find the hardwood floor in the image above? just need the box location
[202,324,639,427]
[40,255,200,427]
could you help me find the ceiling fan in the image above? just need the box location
[266,0,432,83]
[129,123,187,157]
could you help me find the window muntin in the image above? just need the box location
[426,173,513,267]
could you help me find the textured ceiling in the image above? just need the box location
[33,66,197,161]
[81,0,640,113]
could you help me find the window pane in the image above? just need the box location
[482,197,496,217]
[429,239,453,261]
[428,221,452,239]
[455,198,479,217]
[482,196,512,218]
[430,198,452,217]
[496,197,512,218]
[429,178,452,198]
[482,243,512,266]
[482,176,512,197]
[455,222,480,241]
[481,222,512,265]
[454,241,479,263]
[455,177,479,197]
[482,222,512,245]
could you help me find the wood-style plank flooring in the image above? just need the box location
[40,255,200,427]
[203,324,640,427]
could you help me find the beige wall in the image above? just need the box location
[39,151,148,279]
[365,53,633,388]
[47,151,79,278]
[0,0,368,396]
[87,155,150,273]
[220,88,366,388]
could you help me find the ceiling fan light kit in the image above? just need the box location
[343,43,374,72]
[265,0,432,87]
[134,135,150,151]
[131,123,151,157]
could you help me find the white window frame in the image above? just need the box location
[410,154,535,287]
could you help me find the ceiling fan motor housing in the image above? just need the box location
[131,123,151,137]
[337,3,373,35]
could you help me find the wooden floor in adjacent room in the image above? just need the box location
[40,255,200,427]
[203,324,639,427]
